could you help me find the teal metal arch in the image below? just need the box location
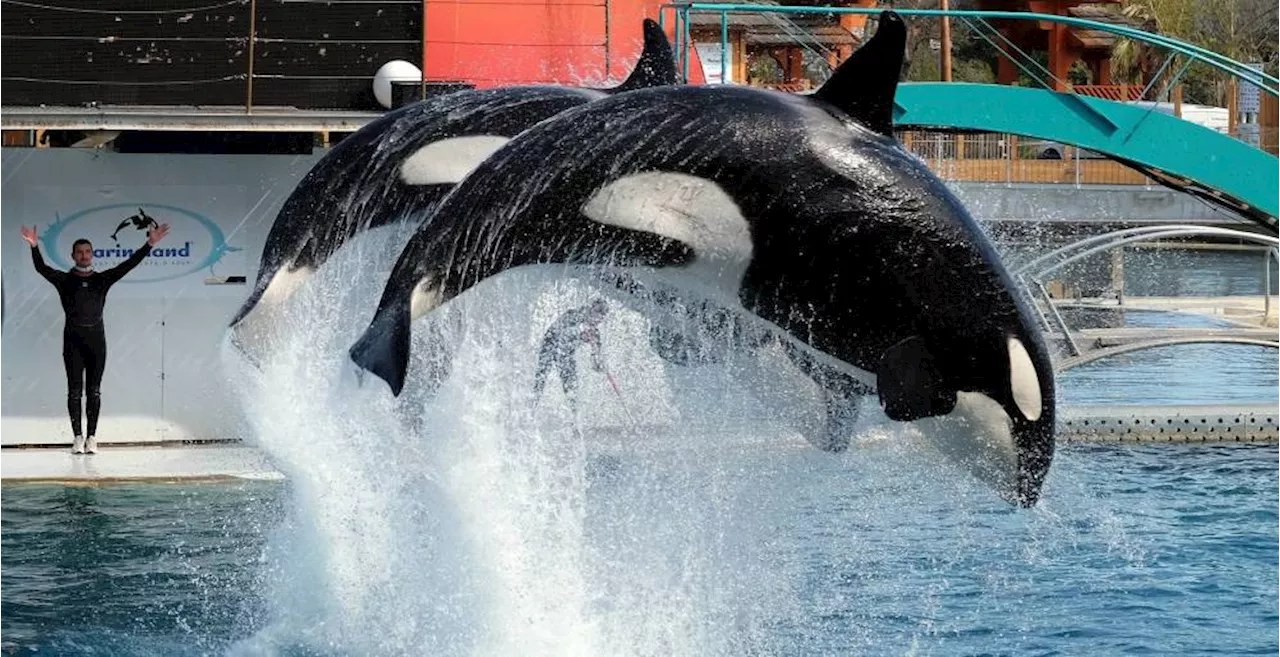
[662,4,1280,230]
[663,5,1280,96]
[893,83,1280,231]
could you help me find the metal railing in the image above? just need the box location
[896,130,1279,187]
[898,131,1152,187]
[660,4,1280,96]
[663,4,1279,171]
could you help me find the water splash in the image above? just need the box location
[218,210,1081,656]
[220,216,862,656]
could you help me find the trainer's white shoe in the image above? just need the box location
[85,435,99,454]
[72,435,86,454]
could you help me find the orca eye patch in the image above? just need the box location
[1006,336,1042,422]
[399,135,511,186]
[581,172,753,292]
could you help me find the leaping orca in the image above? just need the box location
[349,12,1057,506]
[227,19,678,349]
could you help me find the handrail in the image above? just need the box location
[1015,226,1280,277]
[1056,338,1280,371]
[661,4,1279,96]
[1027,227,1280,281]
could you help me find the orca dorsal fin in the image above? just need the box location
[813,10,906,136]
[606,19,678,93]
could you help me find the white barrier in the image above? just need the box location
[1,148,323,446]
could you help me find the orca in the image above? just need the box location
[348,12,1057,506]
[226,18,677,339]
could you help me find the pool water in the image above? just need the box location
[1,484,281,656]
[3,442,1276,657]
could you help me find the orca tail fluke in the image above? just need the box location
[349,303,412,397]
[606,18,678,93]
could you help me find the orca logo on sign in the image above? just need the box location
[110,207,160,245]
[39,203,243,283]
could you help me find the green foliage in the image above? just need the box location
[1113,0,1278,105]
[953,57,995,84]
[742,0,1274,105]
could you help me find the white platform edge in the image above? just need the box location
[1,444,284,484]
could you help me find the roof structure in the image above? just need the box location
[1,105,381,132]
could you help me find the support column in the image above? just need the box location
[996,48,1018,85]
[734,34,748,84]
[1047,23,1072,91]
[1084,54,1112,86]
[1110,247,1125,304]
[785,47,805,84]
[1265,249,1274,325]
[940,0,952,82]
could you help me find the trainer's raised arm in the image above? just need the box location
[148,222,170,246]
[101,222,169,285]
[24,225,64,285]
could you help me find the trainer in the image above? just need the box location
[21,222,170,454]
[533,298,610,406]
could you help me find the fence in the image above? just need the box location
[897,129,1278,187]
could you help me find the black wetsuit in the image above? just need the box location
[533,305,605,399]
[31,243,152,437]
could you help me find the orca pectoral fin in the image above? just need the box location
[777,339,870,452]
[349,302,413,396]
[876,335,956,422]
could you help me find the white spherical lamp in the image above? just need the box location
[373,60,423,109]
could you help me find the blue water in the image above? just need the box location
[1059,310,1280,406]
[3,443,1277,656]
[1,485,281,656]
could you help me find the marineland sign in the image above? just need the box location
[37,202,244,284]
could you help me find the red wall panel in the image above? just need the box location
[423,0,704,88]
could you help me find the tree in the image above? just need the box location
[1112,0,1278,106]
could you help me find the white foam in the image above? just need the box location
[221,249,1027,655]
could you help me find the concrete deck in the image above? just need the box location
[1,444,282,484]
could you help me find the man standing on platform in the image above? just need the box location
[21,222,170,454]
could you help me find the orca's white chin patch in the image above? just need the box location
[914,392,1020,502]
[399,135,511,185]
[261,265,314,305]
[229,266,314,365]
[409,276,442,321]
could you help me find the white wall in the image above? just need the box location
[1,148,323,445]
